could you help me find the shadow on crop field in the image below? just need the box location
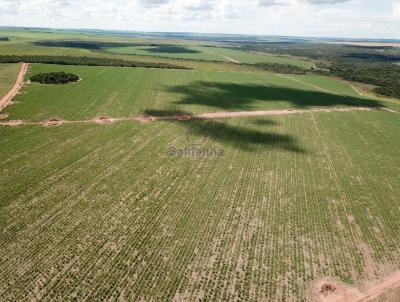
[143,109,305,153]
[141,45,200,54]
[168,82,384,110]
[141,82,384,153]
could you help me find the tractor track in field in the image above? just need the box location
[0,107,377,127]
[0,63,29,112]
[275,74,332,93]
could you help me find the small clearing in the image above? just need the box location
[0,63,29,112]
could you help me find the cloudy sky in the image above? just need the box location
[0,0,399,38]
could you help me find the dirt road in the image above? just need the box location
[0,107,376,127]
[0,63,29,112]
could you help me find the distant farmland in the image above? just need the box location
[4,63,376,122]
[105,44,314,68]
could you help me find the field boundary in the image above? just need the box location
[0,107,376,127]
[0,63,29,112]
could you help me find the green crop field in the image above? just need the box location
[3,63,381,122]
[1,28,400,301]
[1,107,400,301]
[105,44,314,68]
[105,44,225,61]
[0,63,21,98]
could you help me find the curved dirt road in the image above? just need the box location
[0,63,29,112]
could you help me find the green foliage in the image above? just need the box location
[329,62,400,99]
[0,37,9,41]
[341,276,354,285]
[231,42,400,99]
[30,72,80,84]
[0,55,190,70]
[253,62,306,74]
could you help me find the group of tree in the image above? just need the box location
[0,37,9,41]
[253,62,306,74]
[30,72,80,84]
[0,55,190,70]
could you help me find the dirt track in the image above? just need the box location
[0,107,375,127]
[223,56,241,64]
[194,107,372,119]
[0,63,29,112]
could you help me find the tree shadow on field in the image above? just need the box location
[142,45,200,54]
[143,109,305,153]
[143,82,383,153]
[167,81,384,110]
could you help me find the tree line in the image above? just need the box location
[0,55,190,70]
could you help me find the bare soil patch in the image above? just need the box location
[94,116,114,125]
[0,120,24,126]
[195,107,371,119]
[137,115,155,123]
[0,63,29,112]
[175,114,192,121]
[313,271,400,302]
[42,118,63,127]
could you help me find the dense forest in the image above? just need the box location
[0,55,189,70]
[253,62,306,74]
[31,72,80,84]
[327,61,400,99]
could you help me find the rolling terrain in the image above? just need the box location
[0,28,400,301]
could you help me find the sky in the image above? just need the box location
[0,0,399,39]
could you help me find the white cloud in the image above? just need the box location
[394,0,400,17]
[0,0,398,38]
